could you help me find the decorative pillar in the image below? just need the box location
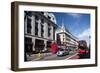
[50,26,53,40]
[32,38,35,51]
[43,22,48,38]
[43,40,47,51]
[24,15,27,34]
[38,19,41,37]
[31,15,35,35]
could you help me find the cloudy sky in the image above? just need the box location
[53,12,90,46]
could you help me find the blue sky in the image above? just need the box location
[52,12,90,46]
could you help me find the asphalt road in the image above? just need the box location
[26,52,78,61]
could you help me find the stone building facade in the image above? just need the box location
[24,11,57,53]
[55,24,79,50]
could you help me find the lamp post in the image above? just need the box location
[89,35,91,49]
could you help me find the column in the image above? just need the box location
[24,15,27,34]
[31,15,35,35]
[38,19,41,37]
[43,40,47,51]
[50,26,53,40]
[43,23,48,38]
[32,38,35,51]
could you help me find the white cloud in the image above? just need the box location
[78,28,90,47]
[67,13,81,18]
[78,28,90,38]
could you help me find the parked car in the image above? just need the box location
[57,49,69,57]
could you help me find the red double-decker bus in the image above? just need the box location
[78,40,90,59]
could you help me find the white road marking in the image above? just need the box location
[66,53,78,60]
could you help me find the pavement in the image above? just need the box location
[26,51,79,61]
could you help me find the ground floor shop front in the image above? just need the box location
[24,36,54,54]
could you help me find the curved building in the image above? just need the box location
[55,23,79,50]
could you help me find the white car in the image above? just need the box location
[57,49,69,57]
